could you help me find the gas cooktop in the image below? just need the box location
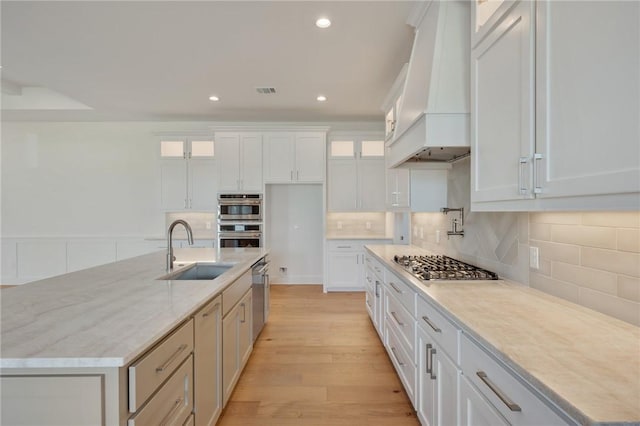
[393,255,499,281]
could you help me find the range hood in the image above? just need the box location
[387,0,470,168]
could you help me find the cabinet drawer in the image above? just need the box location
[129,319,194,412]
[461,334,571,425]
[327,240,363,251]
[365,288,375,320]
[222,270,252,316]
[364,254,385,279]
[384,271,416,317]
[128,355,193,426]
[385,291,415,354]
[417,296,460,364]
[385,321,416,405]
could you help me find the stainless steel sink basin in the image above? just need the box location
[158,263,235,280]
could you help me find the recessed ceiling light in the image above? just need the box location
[209,95,219,102]
[316,18,331,28]
[317,95,327,102]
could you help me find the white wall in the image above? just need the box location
[266,184,323,284]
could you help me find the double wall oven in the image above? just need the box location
[217,194,263,248]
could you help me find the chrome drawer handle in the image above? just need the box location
[155,344,188,373]
[390,346,405,366]
[160,397,183,426]
[375,281,380,298]
[240,303,246,323]
[390,311,405,327]
[422,315,441,333]
[202,303,220,318]
[476,371,522,412]
[389,282,404,294]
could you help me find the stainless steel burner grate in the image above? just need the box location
[393,255,499,281]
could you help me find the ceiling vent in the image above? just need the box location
[256,87,276,94]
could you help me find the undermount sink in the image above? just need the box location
[158,263,235,281]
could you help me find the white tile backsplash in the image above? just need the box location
[410,157,640,326]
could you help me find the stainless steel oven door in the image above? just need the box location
[218,232,262,248]
[217,197,262,221]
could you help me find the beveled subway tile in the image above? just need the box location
[581,211,640,228]
[530,272,579,303]
[617,229,640,253]
[530,212,581,225]
[530,240,580,265]
[618,275,640,303]
[578,287,640,327]
[581,247,640,278]
[551,225,617,250]
[551,261,617,295]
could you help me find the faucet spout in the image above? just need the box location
[167,219,194,271]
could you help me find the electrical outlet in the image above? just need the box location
[337,221,343,230]
[413,226,418,237]
[435,230,441,244]
[205,221,211,229]
[279,266,288,274]
[529,247,539,269]
[366,221,371,230]
[419,227,424,239]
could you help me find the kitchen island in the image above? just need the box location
[0,247,267,425]
[365,244,640,426]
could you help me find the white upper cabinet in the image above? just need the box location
[471,0,640,210]
[215,132,263,193]
[159,137,217,210]
[263,132,326,183]
[327,137,385,212]
[471,0,535,204]
[386,168,411,210]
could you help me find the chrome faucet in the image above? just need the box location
[167,219,194,271]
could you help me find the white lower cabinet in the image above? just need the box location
[460,375,510,426]
[194,296,222,426]
[222,289,252,406]
[461,334,572,425]
[416,295,461,426]
[326,240,390,292]
[364,253,384,339]
[363,251,576,426]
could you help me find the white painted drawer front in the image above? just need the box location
[222,270,252,316]
[385,290,416,354]
[385,270,416,317]
[327,240,364,251]
[129,319,194,412]
[461,334,571,425]
[385,321,416,405]
[128,355,193,426]
[365,254,384,280]
[365,288,375,321]
[417,295,460,363]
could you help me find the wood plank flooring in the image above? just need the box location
[218,285,419,426]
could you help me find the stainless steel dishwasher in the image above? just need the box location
[251,257,269,341]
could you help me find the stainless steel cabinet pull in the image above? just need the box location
[533,153,544,194]
[390,311,405,326]
[426,343,433,375]
[337,245,352,249]
[429,347,437,380]
[290,170,293,181]
[390,347,405,366]
[518,157,528,195]
[202,303,220,318]
[240,303,246,323]
[476,371,522,412]
[422,315,442,333]
[296,170,300,180]
[389,281,404,294]
[155,344,187,373]
[375,281,380,298]
[159,397,183,426]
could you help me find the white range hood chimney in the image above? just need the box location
[387,0,470,167]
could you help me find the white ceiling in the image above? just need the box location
[1,1,417,122]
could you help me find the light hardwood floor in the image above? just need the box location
[218,284,419,426]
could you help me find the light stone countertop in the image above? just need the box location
[0,247,267,369]
[365,244,640,426]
